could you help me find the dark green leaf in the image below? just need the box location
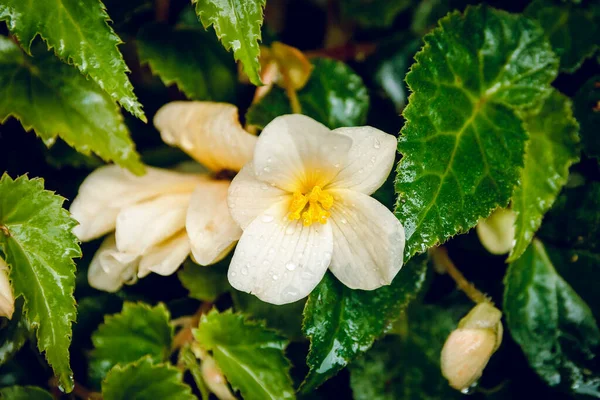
[340,0,411,28]
[301,254,428,391]
[395,5,558,258]
[178,260,230,302]
[0,300,30,366]
[574,75,600,160]
[0,175,80,392]
[0,386,53,400]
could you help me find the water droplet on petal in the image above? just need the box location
[241,265,249,275]
[358,169,364,174]
[374,138,381,149]
[231,272,237,277]
[263,166,271,172]
[260,183,269,190]
[341,218,348,224]
[267,157,272,163]
[272,274,279,281]
[268,248,276,255]
[371,156,376,164]
[261,214,274,223]
[285,262,297,271]
[285,226,295,235]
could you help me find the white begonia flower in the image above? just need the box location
[0,257,15,319]
[70,102,257,292]
[227,114,405,305]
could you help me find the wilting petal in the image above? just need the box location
[328,126,397,194]
[227,163,289,229]
[0,257,14,319]
[186,180,242,266]
[115,193,190,255]
[228,202,333,305]
[253,114,352,192]
[70,165,204,241]
[154,102,257,172]
[328,189,404,290]
[88,235,139,292]
[138,232,190,278]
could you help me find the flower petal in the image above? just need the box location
[228,201,333,305]
[328,189,405,290]
[115,193,190,255]
[253,114,352,192]
[227,163,289,229]
[154,101,257,172]
[138,231,190,278]
[70,165,204,241]
[328,126,397,194]
[0,257,14,319]
[88,235,139,292]
[186,180,242,266]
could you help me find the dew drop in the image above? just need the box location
[272,274,279,281]
[241,265,249,275]
[263,166,271,172]
[260,183,269,190]
[358,169,364,174]
[231,272,237,277]
[370,156,376,164]
[267,157,272,163]
[334,163,340,168]
[374,138,381,149]
[261,214,274,223]
[268,248,276,255]
[285,262,297,271]
[341,218,348,224]
[285,226,296,235]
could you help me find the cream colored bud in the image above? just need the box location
[441,303,503,391]
[0,257,15,319]
[476,208,516,255]
[201,356,235,400]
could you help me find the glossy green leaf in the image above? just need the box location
[574,75,600,160]
[0,37,144,174]
[509,90,580,261]
[194,310,295,400]
[301,254,428,391]
[178,346,210,400]
[0,300,30,366]
[411,0,478,36]
[102,357,195,400]
[246,58,369,130]
[137,23,236,102]
[193,0,265,86]
[504,240,600,396]
[526,0,600,72]
[0,386,53,400]
[0,0,145,120]
[395,5,559,258]
[0,175,80,392]
[340,0,411,28]
[178,260,230,302]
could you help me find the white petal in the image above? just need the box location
[115,193,190,255]
[476,208,516,255]
[227,163,289,229]
[70,165,204,241]
[88,235,139,292]
[186,180,242,266]
[253,114,352,192]
[328,126,397,194]
[138,232,190,277]
[228,202,333,305]
[328,189,405,290]
[154,101,257,172]
[0,257,14,319]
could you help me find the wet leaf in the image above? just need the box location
[178,260,230,302]
[0,386,53,400]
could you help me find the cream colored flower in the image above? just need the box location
[227,114,404,305]
[70,102,257,292]
[0,257,14,319]
[476,208,516,255]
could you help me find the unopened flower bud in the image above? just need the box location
[441,303,503,391]
[476,208,516,255]
[0,257,14,319]
[201,356,236,400]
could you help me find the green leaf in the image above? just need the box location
[137,23,236,102]
[0,386,53,400]
[0,174,80,393]
[178,260,231,302]
[194,310,295,400]
[178,346,210,400]
[301,254,428,391]
[193,0,265,86]
[102,357,195,400]
[574,75,600,160]
[509,90,580,261]
[0,36,144,175]
[525,0,600,73]
[246,58,369,130]
[90,302,173,381]
[504,240,600,396]
[394,5,559,258]
[0,300,30,366]
[0,0,145,120]
[340,0,411,28]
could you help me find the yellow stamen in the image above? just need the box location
[288,186,333,226]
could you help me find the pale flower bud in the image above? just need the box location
[441,303,503,391]
[201,356,236,400]
[476,208,516,255]
[0,257,15,319]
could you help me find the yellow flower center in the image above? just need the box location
[288,186,334,226]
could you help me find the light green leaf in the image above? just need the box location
[193,0,265,86]
[0,300,30,366]
[194,310,295,400]
[509,90,580,261]
[526,0,600,73]
[178,260,230,302]
[301,254,428,391]
[102,357,195,400]
[0,36,144,175]
[90,302,173,382]
[504,240,600,396]
[178,346,210,400]
[340,0,411,28]
[0,386,53,400]
[137,23,236,102]
[0,174,80,393]
[394,5,559,258]
[0,0,145,120]
[246,58,369,130]
[574,75,600,160]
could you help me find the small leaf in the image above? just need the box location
[504,240,600,396]
[0,0,145,119]
[0,386,53,400]
[394,5,559,258]
[573,75,600,160]
[0,36,144,174]
[509,90,580,261]
[193,0,265,86]
[0,300,30,366]
[301,254,428,391]
[339,0,411,28]
[0,174,80,392]
[102,357,195,400]
[178,260,231,302]
[137,23,236,102]
[194,310,295,400]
